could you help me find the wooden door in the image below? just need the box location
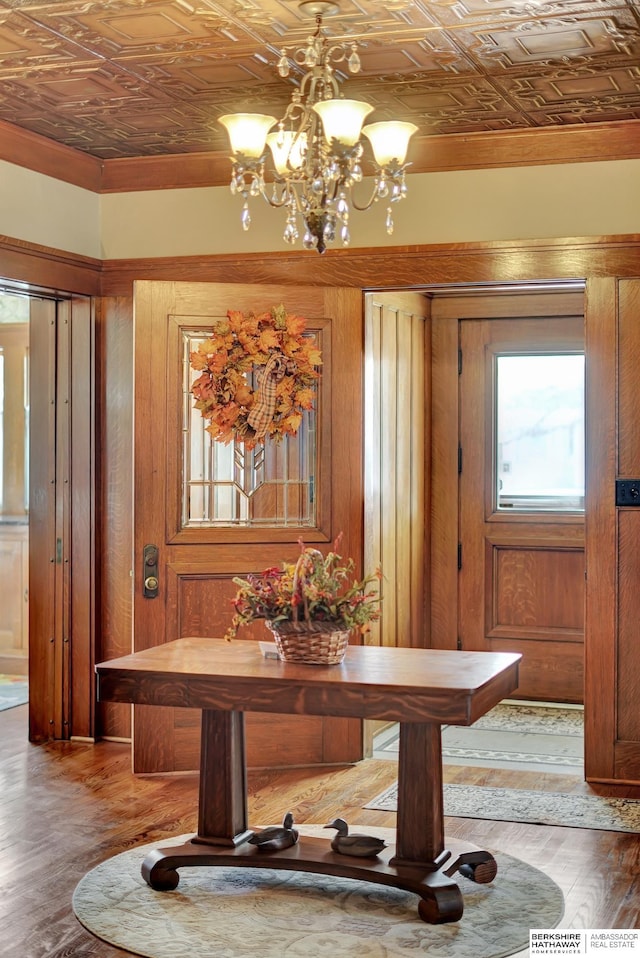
[133,281,364,773]
[458,312,585,703]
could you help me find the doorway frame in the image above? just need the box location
[0,281,97,743]
[2,231,632,782]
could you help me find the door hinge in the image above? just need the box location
[458,444,462,474]
[457,542,462,570]
[457,636,462,650]
[458,347,462,375]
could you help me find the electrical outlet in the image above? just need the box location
[615,479,640,506]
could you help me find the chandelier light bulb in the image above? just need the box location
[218,113,276,158]
[362,121,419,167]
[313,98,373,146]
[266,130,307,174]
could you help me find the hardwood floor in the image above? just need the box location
[1,704,639,957]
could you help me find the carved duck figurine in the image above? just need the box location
[248,812,299,852]
[324,818,387,858]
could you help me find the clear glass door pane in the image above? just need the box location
[496,353,585,512]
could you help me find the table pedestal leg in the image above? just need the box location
[141,708,252,890]
[390,721,463,922]
[194,709,252,846]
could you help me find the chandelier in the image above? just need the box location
[218,7,418,254]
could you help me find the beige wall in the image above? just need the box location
[98,158,640,258]
[0,160,101,259]
[3,156,640,261]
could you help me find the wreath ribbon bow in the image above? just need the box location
[247,353,294,440]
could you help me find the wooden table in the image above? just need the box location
[96,638,520,924]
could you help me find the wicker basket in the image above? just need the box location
[265,622,351,665]
[264,548,353,665]
[266,620,350,665]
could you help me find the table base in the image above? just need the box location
[140,834,498,925]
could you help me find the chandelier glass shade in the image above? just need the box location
[218,14,418,254]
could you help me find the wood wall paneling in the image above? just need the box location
[95,296,134,741]
[584,277,618,782]
[69,295,97,740]
[615,279,640,780]
[28,299,57,742]
[429,307,460,651]
[617,513,640,743]
[55,301,72,740]
[617,280,640,476]
[365,292,429,651]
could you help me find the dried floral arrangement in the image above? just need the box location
[225,535,382,642]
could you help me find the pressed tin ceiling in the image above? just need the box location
[0,0,640,161]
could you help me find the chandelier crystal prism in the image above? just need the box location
[218,12,418,254]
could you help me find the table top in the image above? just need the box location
[96,638,521,725]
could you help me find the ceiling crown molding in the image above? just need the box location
[2,118,640,195]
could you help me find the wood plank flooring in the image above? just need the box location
[1,704,638,957]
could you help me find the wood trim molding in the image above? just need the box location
[2,117,640,195]
[99,235,640,297]
[99,151,231,193]
[3,232,640,300]
[0,235,102,295]
[99,121,640,192]
[0,118,102,192]
[414,121,640,175]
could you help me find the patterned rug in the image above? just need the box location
[73,827,564,958]
[0,674,28,711]
[364,784,640,833]
[374,703,584,774]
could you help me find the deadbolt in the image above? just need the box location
[143,544,159,598]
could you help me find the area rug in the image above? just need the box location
[0,674,28,711]
[364,783,640,833]
[374,704,584,773]
[73,827,564,958]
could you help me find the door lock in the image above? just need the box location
[143,544,159,598]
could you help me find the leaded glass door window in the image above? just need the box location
[181,327,317,529]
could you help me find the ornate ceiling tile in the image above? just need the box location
[0,0,638,158]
